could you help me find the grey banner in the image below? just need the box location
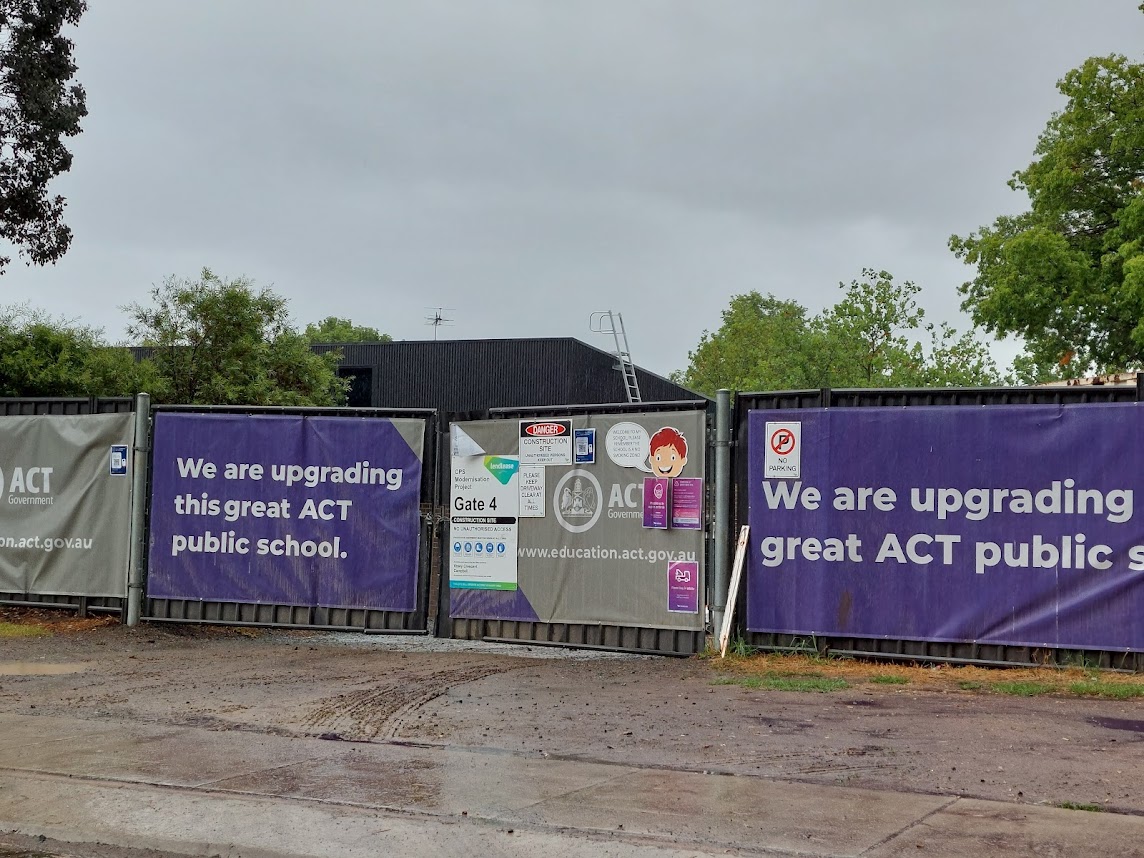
[451,411,706,630]
[0,413,134,597]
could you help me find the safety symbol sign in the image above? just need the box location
[764,421,801,479]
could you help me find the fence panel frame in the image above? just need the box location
[142,403,439,633]
[0,397,136,616]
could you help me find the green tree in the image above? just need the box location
[0,0,88,271]
[673,292,819,394]
[910,322,1004,388]
[813,269,926,387]
[303,316,391,343]
[0,304,152,396]
[126,269,347,406]
[950,51,1144,380]
[1009,350,1074,387]
[812,269,1003,388]
[675,269,1004,394]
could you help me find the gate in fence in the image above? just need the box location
[443,401,711,655]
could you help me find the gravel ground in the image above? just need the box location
[1,618,1142,821]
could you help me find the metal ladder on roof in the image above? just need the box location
[590,311,642,403]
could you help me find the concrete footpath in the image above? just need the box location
[1,713,1142,858]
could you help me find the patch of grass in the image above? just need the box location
[713,675,772,689]
[992,681,1055,697]
[707,652,1144,700]
[1068,681,1144,700]
[714,674,849,693]
[1056,801,1104,812]
[0,622,49,639]
[764,676,849,693]
[870,674,909,685]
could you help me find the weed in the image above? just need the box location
[957,681,983,691]
[1059,651,1104,671]
[870,674,909,685]
[730,636,753,657]
[786,635,818,654]
[992,681,1055,697]
[1056,801,1104,812]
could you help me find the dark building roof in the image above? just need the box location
[313,338,701,415]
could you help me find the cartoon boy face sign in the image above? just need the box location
[648,426,688,479]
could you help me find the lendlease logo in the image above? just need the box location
[0,465,56,506]
[483,456,519,485]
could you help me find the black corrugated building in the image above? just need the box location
[313,338,699,414]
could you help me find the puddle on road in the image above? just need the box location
[1089,716,1144,734]
[0,662,90,676]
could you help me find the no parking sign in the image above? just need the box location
[764,421,801,479]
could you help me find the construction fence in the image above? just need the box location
[4,382,1144,666]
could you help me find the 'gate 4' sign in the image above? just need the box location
[764,421,801,479]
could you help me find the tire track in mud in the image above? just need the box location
[300,662,511,741]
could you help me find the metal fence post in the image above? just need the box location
[126,393,151,626]
[712,389,732,640]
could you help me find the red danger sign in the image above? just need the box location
[770,427,796,455]
[524,422,568,437]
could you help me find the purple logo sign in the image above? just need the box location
[668,561,699,613]
[643,477,670,529]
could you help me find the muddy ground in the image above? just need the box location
[1,615,1141,825]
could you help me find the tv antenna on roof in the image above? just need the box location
[425,307,455,340]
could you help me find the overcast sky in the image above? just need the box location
[3,1,1143,378]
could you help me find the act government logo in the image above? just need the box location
[554,469,602,534]
[0,465,57,506]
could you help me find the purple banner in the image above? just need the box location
[747,404,1144,651]
[147,413,424,610]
